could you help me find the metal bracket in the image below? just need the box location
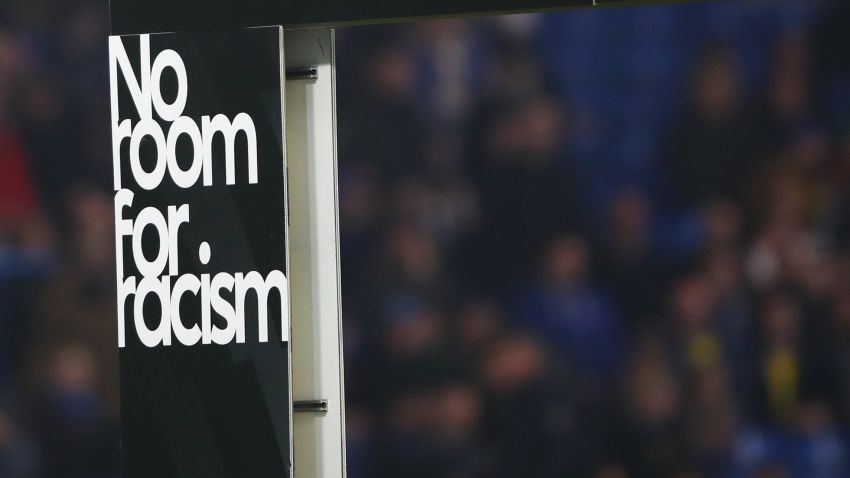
[286,66,319,80]
[293,399,329,413]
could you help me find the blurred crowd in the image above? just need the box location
[336,1,850,477]
[0,0,849,477]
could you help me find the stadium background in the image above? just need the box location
[1,0,850,476]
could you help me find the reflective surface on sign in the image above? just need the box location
[112,28,292,478]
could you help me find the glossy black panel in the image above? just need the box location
[112,28,291,478]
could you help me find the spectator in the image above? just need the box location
[517,235,625,382]
[595,188,665,327]
[28,342,118,478]
[666,46,760,208]
[477,334,579,476]
[0,408,39,478]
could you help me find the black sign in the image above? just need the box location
[110,27,292,477]
[109,0,648,35]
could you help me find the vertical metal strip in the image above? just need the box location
[285,28,347,478]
